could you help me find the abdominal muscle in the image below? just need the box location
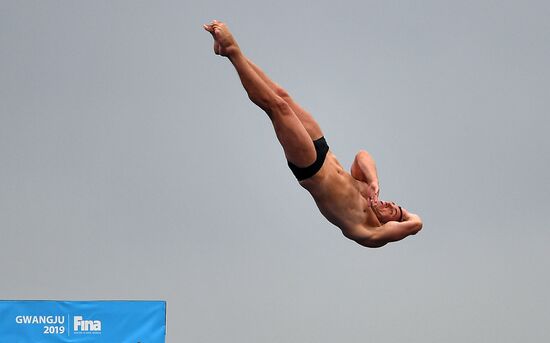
[299,152,381,235]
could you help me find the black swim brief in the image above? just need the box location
[287,136,329,181]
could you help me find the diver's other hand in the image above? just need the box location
[363,181,379,207]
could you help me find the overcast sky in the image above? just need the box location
[1,1,549,342]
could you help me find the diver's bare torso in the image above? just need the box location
[298,151,381,237]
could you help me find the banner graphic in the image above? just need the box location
[0,300,166,342]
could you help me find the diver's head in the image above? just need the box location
[373,201,403,223]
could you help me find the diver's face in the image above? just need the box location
[374,201,402,223]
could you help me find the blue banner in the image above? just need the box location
[0,300,166,342]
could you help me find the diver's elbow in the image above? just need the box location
[411,221,423,235]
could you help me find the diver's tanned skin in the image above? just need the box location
[204,20,422,247]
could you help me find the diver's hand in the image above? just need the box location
[401,208,422,225]
[360,181,379,207]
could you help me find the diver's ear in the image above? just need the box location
[400,207,411,221]
[398,206,403,222]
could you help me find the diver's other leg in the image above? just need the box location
[235,55,317,167]
[246,58,324,140]
[204,21,316,167]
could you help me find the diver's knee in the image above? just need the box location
[267,96,292,116]
[274,84,290,99]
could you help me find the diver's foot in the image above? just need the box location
[203,20,240,57]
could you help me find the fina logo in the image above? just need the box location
[74,316,102,333]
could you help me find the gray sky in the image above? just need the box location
[1,1,549,342]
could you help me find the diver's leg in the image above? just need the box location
[204,21,316,167]
[246,58,324,140]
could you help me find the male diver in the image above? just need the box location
[203,20,422,247]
